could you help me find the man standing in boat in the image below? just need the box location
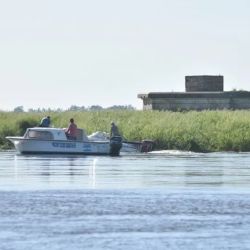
[39,116,51,127]
[65,118,77,140]
[110,121,120,137]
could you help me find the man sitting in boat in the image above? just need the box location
[65,118,77,140]
[110,122,120,137]
[39,116,51,127]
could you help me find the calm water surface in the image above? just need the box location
[1,150,250,249]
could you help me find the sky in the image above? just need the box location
[0,0,250,111]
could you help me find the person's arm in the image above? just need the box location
[65,124,71,133]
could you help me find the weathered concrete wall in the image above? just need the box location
[185,75,224,92]
[151,98,229,111]
[138,92,250,111]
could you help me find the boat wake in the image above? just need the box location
[148,150,201,156]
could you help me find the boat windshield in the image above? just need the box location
[26,130,54,140]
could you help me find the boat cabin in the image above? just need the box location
[23,127,88,141]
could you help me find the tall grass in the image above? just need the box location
[1,110,250,152]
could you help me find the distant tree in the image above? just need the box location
[55,108,63,112]
[24,104,136,113]
[13,106,24,113]
[88,105,103,111]
[231,88,247,92]
[107,105,135,110]
[68,105,79,111]
[68,105,86,111]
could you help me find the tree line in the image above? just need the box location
[11,105,136,113]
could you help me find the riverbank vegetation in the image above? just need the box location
[1,110,250,152]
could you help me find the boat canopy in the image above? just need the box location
[23,127,89,141]
[24,127,67,140]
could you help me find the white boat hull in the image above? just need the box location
[7,138,120,155]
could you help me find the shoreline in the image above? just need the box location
[1,110,250,152]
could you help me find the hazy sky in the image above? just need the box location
[0,0,250,111]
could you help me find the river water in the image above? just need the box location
[1,150,250,249]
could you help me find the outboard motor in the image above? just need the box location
[109,136,123,156]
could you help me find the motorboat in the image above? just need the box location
[122,140,154,153]
[6,127,122,156]
[88,131,154,153]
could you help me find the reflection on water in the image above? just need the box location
[1,150,250,250]
[1,150,250,190]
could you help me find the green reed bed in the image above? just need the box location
[1,110,250,152]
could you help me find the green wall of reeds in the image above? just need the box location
[1,110,250,152]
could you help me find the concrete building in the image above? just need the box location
[138,75,250,111]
